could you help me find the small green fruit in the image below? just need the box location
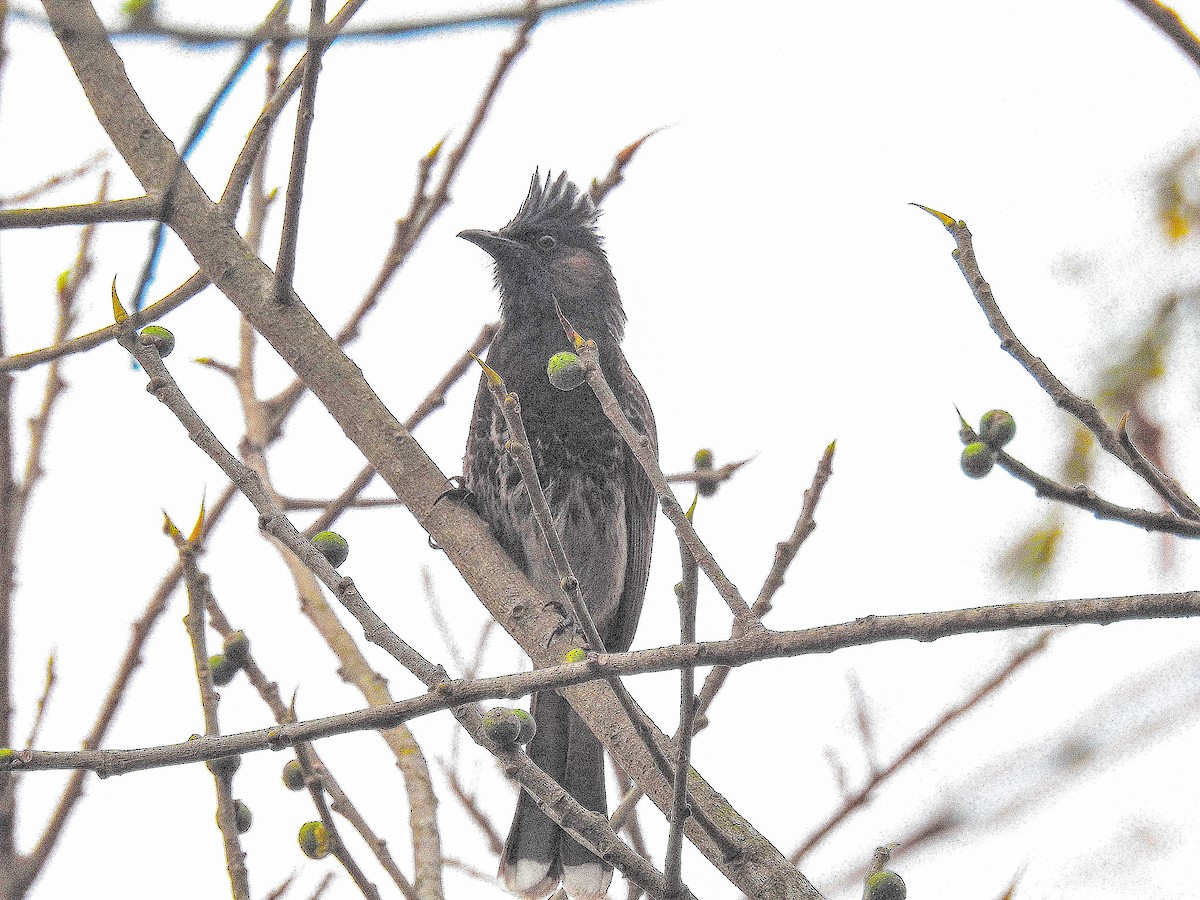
[960,442,995,479]
[512,708,537,745]
[483,707,522,746]
[864,870,906,900]
[311,531,349,568]
[563,647,587,664]
[139,325,175,358]
[694,447,717,497]
[209,653,238,686]
[207,754,241,779]
[546,352,585,391]
[979,409,1016,448]
[298,821,330,859]
[0,748,13,765]
[282,759,306,791]
[222,631,251,668]
[233,800,253,834]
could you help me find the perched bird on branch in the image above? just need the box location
[461,172,658,899]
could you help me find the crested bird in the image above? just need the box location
[460,172,658,899]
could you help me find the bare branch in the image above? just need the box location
[20,590,1200,778]
[0,149,107,205]
[577,338,759,627]
[22,653,56,751]
[919,207,1200,519]
[790,634,1053,863]
[0,195,158,229]
[272,0,327,304]
[14,0,626,46]
[1123,0,1200,72]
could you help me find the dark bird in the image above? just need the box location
[460,172,657,899]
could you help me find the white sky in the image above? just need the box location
[5,1,1200,898]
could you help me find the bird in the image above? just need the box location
[460,171,658,900]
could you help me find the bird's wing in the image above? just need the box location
[603,357,658,653]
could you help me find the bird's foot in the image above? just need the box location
[542,599,589,649]
[436,475,478,511]
[430,478,481,549]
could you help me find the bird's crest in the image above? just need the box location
[505,171,598,235]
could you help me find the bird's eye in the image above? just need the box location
[537,234,557,251]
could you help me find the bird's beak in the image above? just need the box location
[457,229,524,265]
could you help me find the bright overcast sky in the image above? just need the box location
[5,1,1200,898]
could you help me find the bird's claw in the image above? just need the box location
[542,602,588,652]
[430,478,481,550]
[436,475,479,511]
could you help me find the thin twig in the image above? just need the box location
[25,590,1200,777]
[0,149,106,205]
[16,483,238,892]
[918,205,1200,520]
[0,195,158,230]
[480,369,680,787]
[273,0,327,304]
[664,456,752,488]
[577,338,758,627]
[589,127,665,204]
[958,422,1200,537]
[131,0,293,311]
[295,740,383,900]
[15,173,104,526]
[203,595,417,900]
[440,761,504,855]
[663,509,699,898]
[14,0,623,45]
[615,445,834,833]
[171,523,251,900]
[0,272,208,374]
[789,633,1053,863]
[22,653,56,751]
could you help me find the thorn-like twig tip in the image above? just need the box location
[615,125,670,165]
[911,202,957,228]
[469,351,503,386]
[111,276,128,323]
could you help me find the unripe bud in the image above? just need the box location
[960,442,995,479]
[209,653,237,686]
[139,325,175,358]
[233,800,253,834]
[311,531,349,568]
[282,759,305,791]
[979,409,1016,448]
[865,870,906,900]
[482,707,522,747]
[512,708,537,745]
[222,631,250,668]
[546,352,585,391]
[694,448,717,497]
[298,821,330,859]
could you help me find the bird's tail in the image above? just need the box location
[500,690,612,900]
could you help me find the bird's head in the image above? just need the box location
[459,171,625,339]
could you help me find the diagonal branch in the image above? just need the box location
[42,3,822,894]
